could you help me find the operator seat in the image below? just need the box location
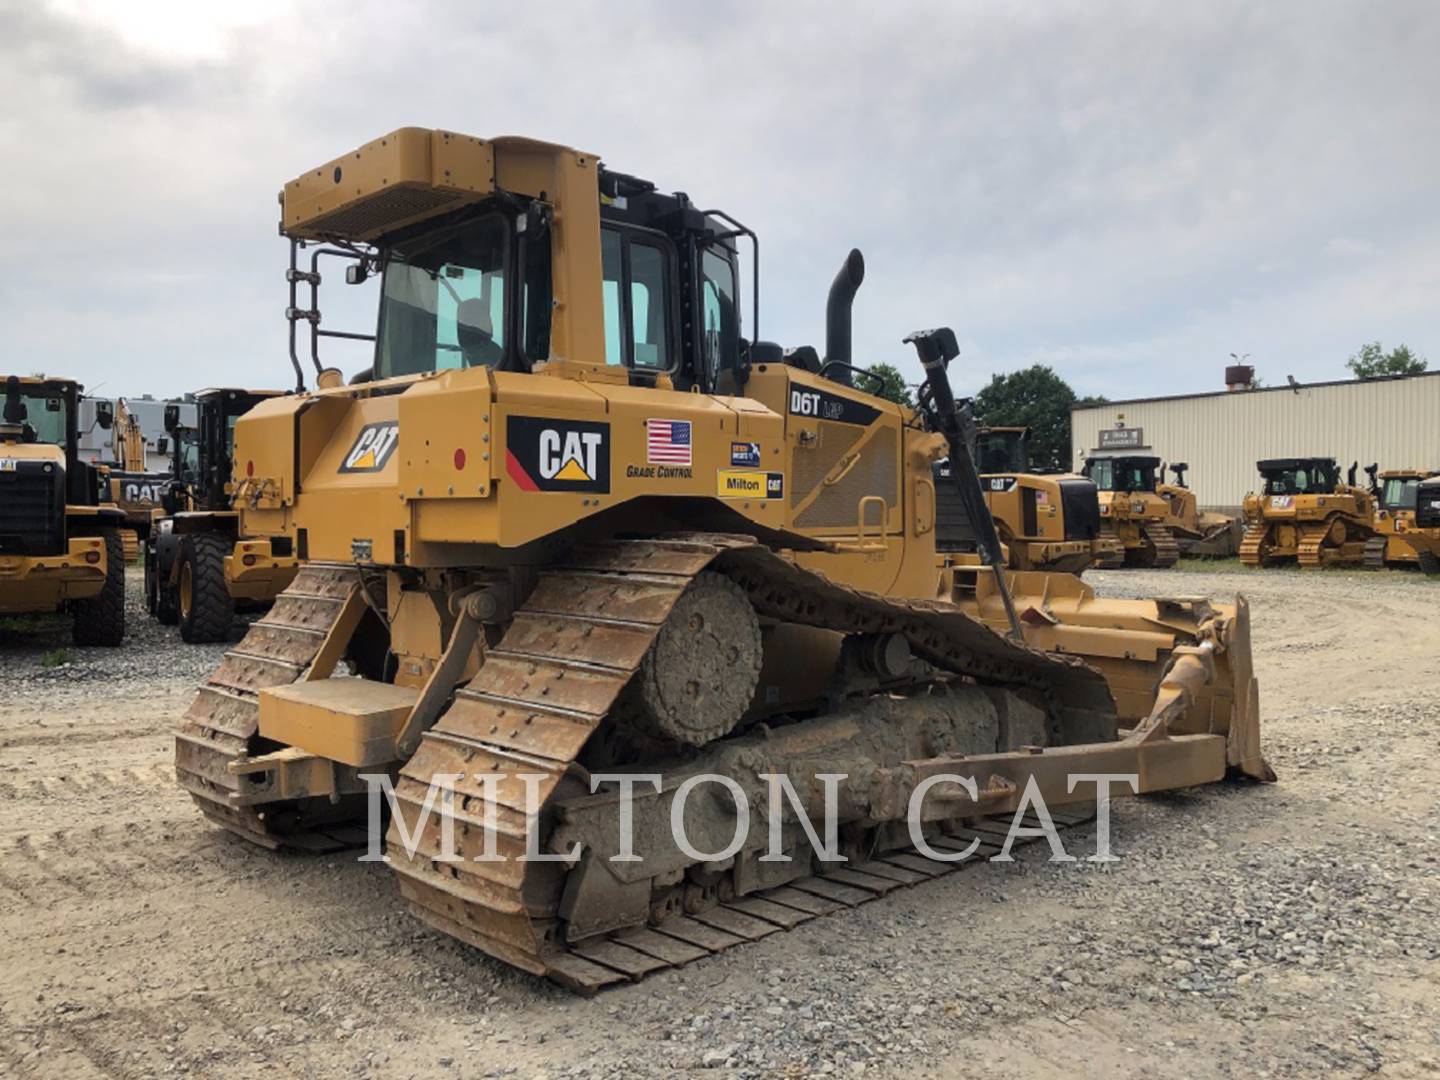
[456,298,504,368]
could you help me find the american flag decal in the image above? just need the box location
[646,419,692,465]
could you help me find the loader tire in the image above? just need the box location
[1418,550,1440,576]
[157,574,180,625]
[148,549,180,625]
[178,533,234,644]
[73,529,126,647]
[144,546,158,615]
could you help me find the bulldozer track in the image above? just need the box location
[1296,519,1369,568]
[1095,526,1125,568]
[174,561,366,850]
[1363,535,1389,570]
[1239,523,1268,567]
[387,533,1115,991]
[1141,522,1180,568]
[539,806,1096,993]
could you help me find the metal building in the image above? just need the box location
[1071,370,1440,510]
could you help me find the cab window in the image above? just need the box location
[701,249,739,389]
[601,229,623,365]
[376,215,509,378]
[629,242,667,370]
[599,225,673,371]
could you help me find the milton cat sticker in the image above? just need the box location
[506,416,610,493]
[717,468,784,499]
[339,421,400,473]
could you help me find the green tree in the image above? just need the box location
[865,362,914,407]
[971,365,1106,471]
[1346,341,1428,379]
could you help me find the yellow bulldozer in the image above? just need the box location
[144,388,299,642]
[175,128,1270,992]
[1414,476,1440,574]
[962,426,1115,574]
[0,376,127,645]
[1157,464,1242,558]
[1081,451,1179,568]
[1364,466,1440,574]
[1240,457,1378,568]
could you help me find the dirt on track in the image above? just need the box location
[1,566,1438,1078]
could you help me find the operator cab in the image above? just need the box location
[364,169,748,396]
[1084,454,1160,494]
[1379,472,1430,512]
[1257,458,1339,497]
[976,427,1030,474]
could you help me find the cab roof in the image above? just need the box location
[1086,453,1161,465]
[4,375,81,392]
[194,387,284,400]
[1257,457,1336,471]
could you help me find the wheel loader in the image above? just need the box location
[935,427,1113,573]
[0,375,127,645]
[175,128,1271,992]
[144,388,300,642]
[1239,458,1378,568]
[1081,451,1179,567]
[1364,467,1440,573]
[1157,464,1242,558]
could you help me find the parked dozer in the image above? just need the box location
[175,128,1270,992]
[1414,477,1440,574]
[1081,451,1178,567]
[1240,458,1378,568]
[0,376,127,645]
[144,388,299,642]
[1364,467,1440,573]
[945,426,1112,574]
[1158,464,1242,558]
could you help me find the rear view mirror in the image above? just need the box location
[345,262,368,285]
[164,403,180,432]
[95,400,114,429]
[156,437,169,455]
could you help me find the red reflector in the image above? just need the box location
[86,551,101,564]
[454,448,467,470]
[242,555,256,567]
[247,460,255,477]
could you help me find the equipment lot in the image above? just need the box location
[1,567,1436,1078]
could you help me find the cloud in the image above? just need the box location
[1,0,1437,400]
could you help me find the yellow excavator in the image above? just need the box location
[1081,451,1179,568]
[175,128,1270,992]
[1157,464,1242,558]
[1364,466,1440,573]
[1240,458,1378,568]
[0,376,127,645]
[104,397,171,563]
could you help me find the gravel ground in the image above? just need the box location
[1,565,1437,1078]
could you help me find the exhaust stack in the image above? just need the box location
[824,249,865,386]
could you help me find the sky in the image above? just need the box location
[3,0,1438,402]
